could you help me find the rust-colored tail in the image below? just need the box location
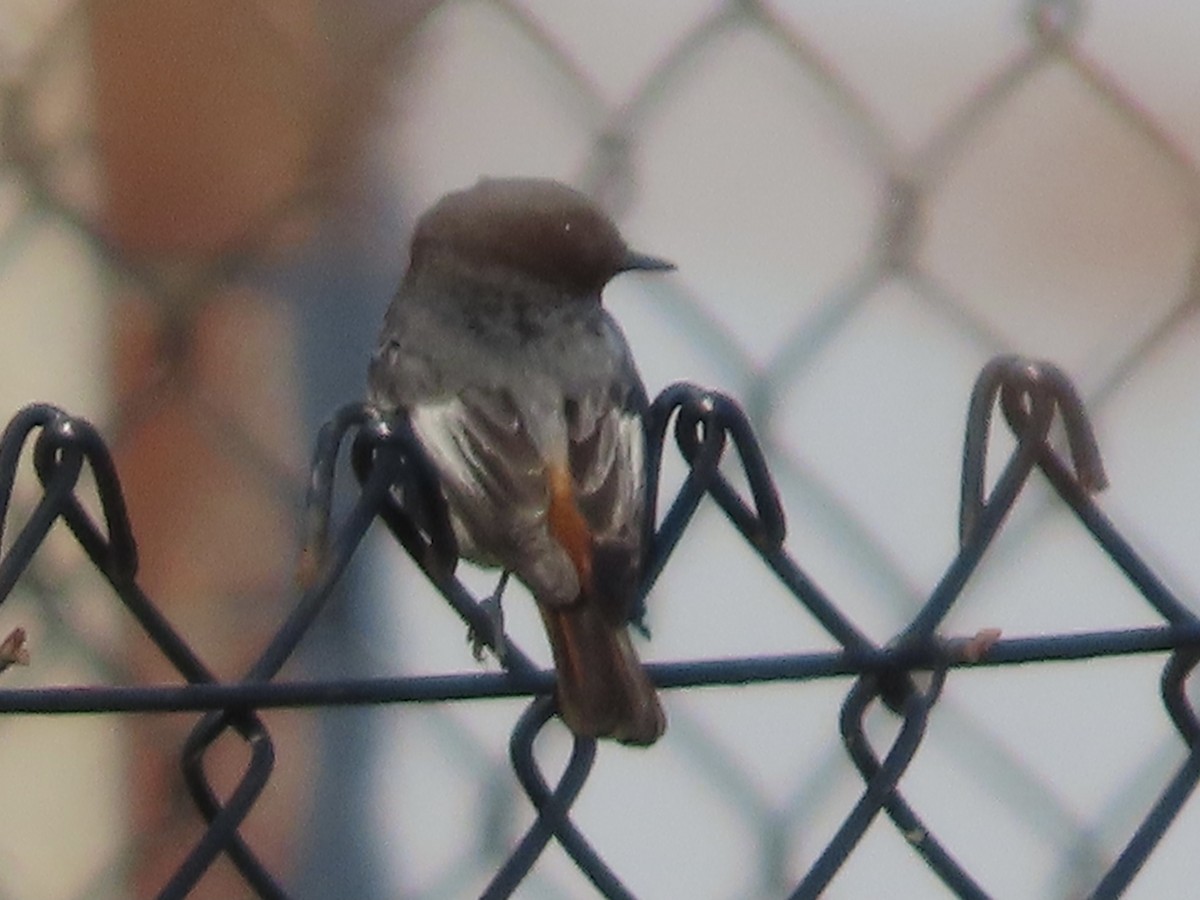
[541,462,664,745]
[539,600,665,746]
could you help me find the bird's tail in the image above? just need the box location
[538,600,665,746]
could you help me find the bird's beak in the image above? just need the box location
[620,249,676,273]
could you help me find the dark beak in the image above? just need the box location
[620,249,676,273]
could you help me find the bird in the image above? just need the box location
[368,177,673,745]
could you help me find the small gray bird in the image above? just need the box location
[368,177,672,745]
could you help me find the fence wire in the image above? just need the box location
[4,0,1200,898]
[0,356,1199,899]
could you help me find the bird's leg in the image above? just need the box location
[470,570,511,663]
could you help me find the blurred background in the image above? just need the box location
[3,0,1200,897]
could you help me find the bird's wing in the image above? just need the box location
[406,387,550,564]
[566,383,647,625]
[391,377,646,619]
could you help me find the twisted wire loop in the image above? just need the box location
[294,361,1200,899]
[0,405,285,899]
[0,356,1198,897]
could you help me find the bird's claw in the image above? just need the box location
[469,572,509,663]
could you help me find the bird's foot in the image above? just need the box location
[469,571,510,663]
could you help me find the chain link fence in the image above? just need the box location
[3,1,1200,897]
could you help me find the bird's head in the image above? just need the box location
[409,178,673,296]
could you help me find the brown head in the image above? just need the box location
[409,178,673,296]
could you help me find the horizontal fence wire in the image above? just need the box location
[0,356,1196,898]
